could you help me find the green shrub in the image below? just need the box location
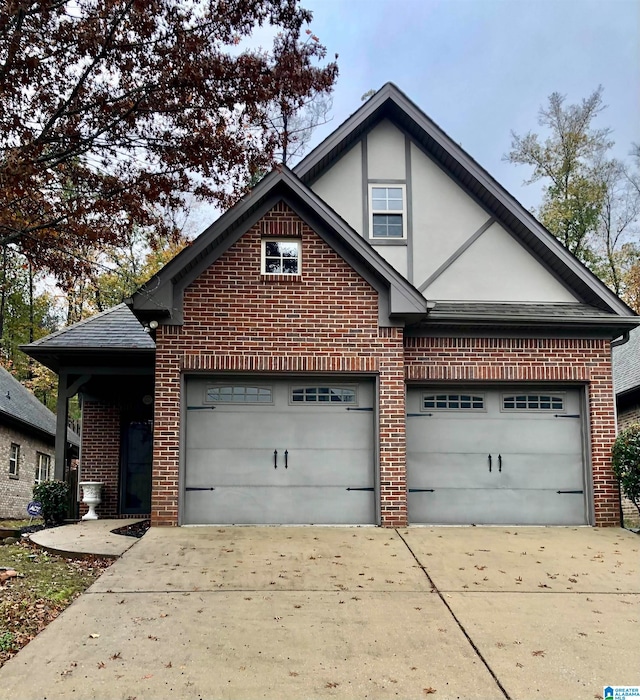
[612,423,640,519]
[33,480,69,526]
[0,631,16,652]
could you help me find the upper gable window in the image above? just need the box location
[261,239,301,274]
[370,185,406,239]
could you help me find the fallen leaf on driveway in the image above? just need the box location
[532,650,545,657]
[89,633,100,639]
[423,688,437,694]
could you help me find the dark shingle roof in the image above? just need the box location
[428,302,625,321]
[613,326,640,396]
[0,366,79,445]
[25,304,155,350]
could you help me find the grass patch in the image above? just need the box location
[0,519,43,529]
[0,540,111,667]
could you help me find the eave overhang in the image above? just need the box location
[19,346,155,375]
[406,313,640,340]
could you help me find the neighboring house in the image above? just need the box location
[0,366,79,519]
[612,325,640,522]
[23,84,639,528]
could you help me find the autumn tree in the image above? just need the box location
[0,0,338,282]
[505,87,612,262]
[62,229,190,323]
[506,88,640,309]
[0,246,60,382]
[266,29,334,165]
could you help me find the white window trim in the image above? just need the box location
[9,443,19,477]
[369,184,407,240]
[35,452,51,484]
[261,238,301,275]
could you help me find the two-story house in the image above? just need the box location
[23,84,638,527]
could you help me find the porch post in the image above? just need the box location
[54,370,69,480]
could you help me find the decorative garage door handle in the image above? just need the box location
[284,450,288,469]
[185,487,215,491]
[498,454,502,472]
[488,454,492,472]
[274,449,278,469]
[346,487,374,491]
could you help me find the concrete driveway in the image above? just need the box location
[0,526,638,700]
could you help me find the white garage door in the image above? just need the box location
[184,377,375,524]
[407,386,588,525]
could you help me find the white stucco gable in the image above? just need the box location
[423,221,579,302]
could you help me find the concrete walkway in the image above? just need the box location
[28,519,145,558]
[1,526,638,700]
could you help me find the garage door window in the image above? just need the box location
[502,394,564,411]
[291,386,357,404]
[205,385,273,403]
[422,393,485,411]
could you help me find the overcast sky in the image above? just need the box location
[299,0,639,211]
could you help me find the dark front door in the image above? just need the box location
[121,420,153,515]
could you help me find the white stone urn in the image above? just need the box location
[79,482,103,521]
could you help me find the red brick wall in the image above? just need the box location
[153,201,406,526]
[404,337,619,526]
[80,399,120,518]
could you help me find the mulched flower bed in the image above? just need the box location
[110,519,150,538]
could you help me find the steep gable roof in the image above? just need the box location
[129,166,429,324]
[0,366,79,445]
[295,83,635,319]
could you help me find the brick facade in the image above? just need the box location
[78,203,621,529]
[79,399,121,518]
[0,424,54,519]
[153,202,407,526]
[405,337,619,526]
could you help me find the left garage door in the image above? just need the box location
[184,377,375,524]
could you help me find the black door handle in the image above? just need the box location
[488,454,492,472]
[498,454,502,472]
[284,450,288,469]
[274,449,278,469]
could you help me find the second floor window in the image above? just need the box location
[262,239,301,274]
[370,185,406,239]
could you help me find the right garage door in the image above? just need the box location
[407,386,588,525]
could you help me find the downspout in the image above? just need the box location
[611,331,630,348]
